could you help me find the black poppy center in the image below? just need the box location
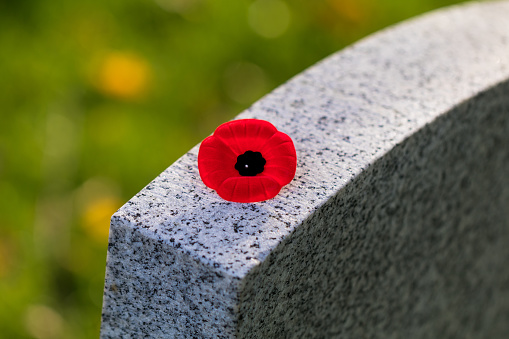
[235,151,266,176]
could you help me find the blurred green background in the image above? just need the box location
[0,0,470,337]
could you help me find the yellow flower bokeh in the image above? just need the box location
[81,196,122,244]
[95,52,152,100]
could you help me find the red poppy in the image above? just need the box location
[198,119,297,203]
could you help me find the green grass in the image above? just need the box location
[0,0,470,337]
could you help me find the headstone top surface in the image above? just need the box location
[113,1,509,277]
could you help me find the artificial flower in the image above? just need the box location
[198,119,296,203]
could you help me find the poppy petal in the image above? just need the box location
[198,136,238,189]
[217,176,281,203]
[263,155,297,186]
[258,132,297,185]
[198,119,296,203]
[214,119,278,155]
[259,131,296,159]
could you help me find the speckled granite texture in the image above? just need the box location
[101,1,509,338]
[238,79,509,338]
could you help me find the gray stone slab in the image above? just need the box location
[238,78,509,338]
[101,1,509,337]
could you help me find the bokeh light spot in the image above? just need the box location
[24,305,64,339]
[248,0,291,39]
[44,112,75,159]
[154,0,200,14]
[96,52,151,100]
[223,61,269,104]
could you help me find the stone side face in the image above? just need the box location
[237,81,509,338]
[101,217,240,339]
